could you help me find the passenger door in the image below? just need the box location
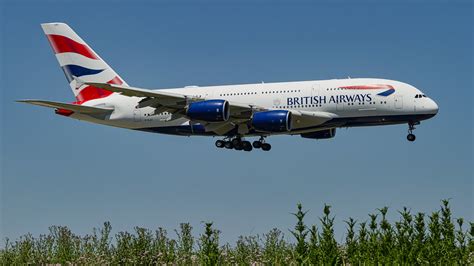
[394,95,403,109]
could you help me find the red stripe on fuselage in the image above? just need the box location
[340,84,394,90]
[46,34,98,60]
[74,76,123,103]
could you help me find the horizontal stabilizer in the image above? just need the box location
[17,99,114,114]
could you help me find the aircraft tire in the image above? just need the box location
[261,143,271,151]
[215,140,225,148]
[224,141,234,149]
[407,134,416,142]
[252,141,262,149]
[234,143,244,150]
[242,141,252,151]
[231,138,241,146]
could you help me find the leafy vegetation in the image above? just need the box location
[1,200,472,264]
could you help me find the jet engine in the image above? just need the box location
[252,110,292,132]
[186,100,230,122]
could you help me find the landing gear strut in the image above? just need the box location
[407,122,418,142]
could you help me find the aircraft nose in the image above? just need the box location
[427,98,439,115]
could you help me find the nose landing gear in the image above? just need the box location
[406,122,419,142]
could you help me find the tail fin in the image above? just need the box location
[41,22,128,102]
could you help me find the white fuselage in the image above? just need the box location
[70,78,438,137]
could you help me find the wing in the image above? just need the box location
[85,82,263,119]
[17,99,113,114]
[86,82,335,134]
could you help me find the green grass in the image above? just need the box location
[1,200,472,265]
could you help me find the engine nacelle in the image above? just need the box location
[186,100,230,122]
[252,110,292,132]
[301,128,336,139]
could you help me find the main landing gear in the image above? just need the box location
[215,136,271,152]
[252,136,271,151]
[407,122,419,142]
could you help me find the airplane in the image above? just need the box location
[19,23,439,152]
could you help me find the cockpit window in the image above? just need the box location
[415,94,427,98]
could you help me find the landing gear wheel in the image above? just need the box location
[242,141,252,152]
[234,142,244,150]
[215,140,225,148]
[252,141,262,149]
[224,141,234,149]
[261,143,272,151]
[407,122,418,142]
[232,138,242,147]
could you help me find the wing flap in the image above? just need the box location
[291,110,335,129]
[203,121,236,134]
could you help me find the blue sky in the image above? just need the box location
[1,0,472,243]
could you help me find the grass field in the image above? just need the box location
[1,200,472,265]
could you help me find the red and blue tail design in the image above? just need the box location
[41,23,128,103]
